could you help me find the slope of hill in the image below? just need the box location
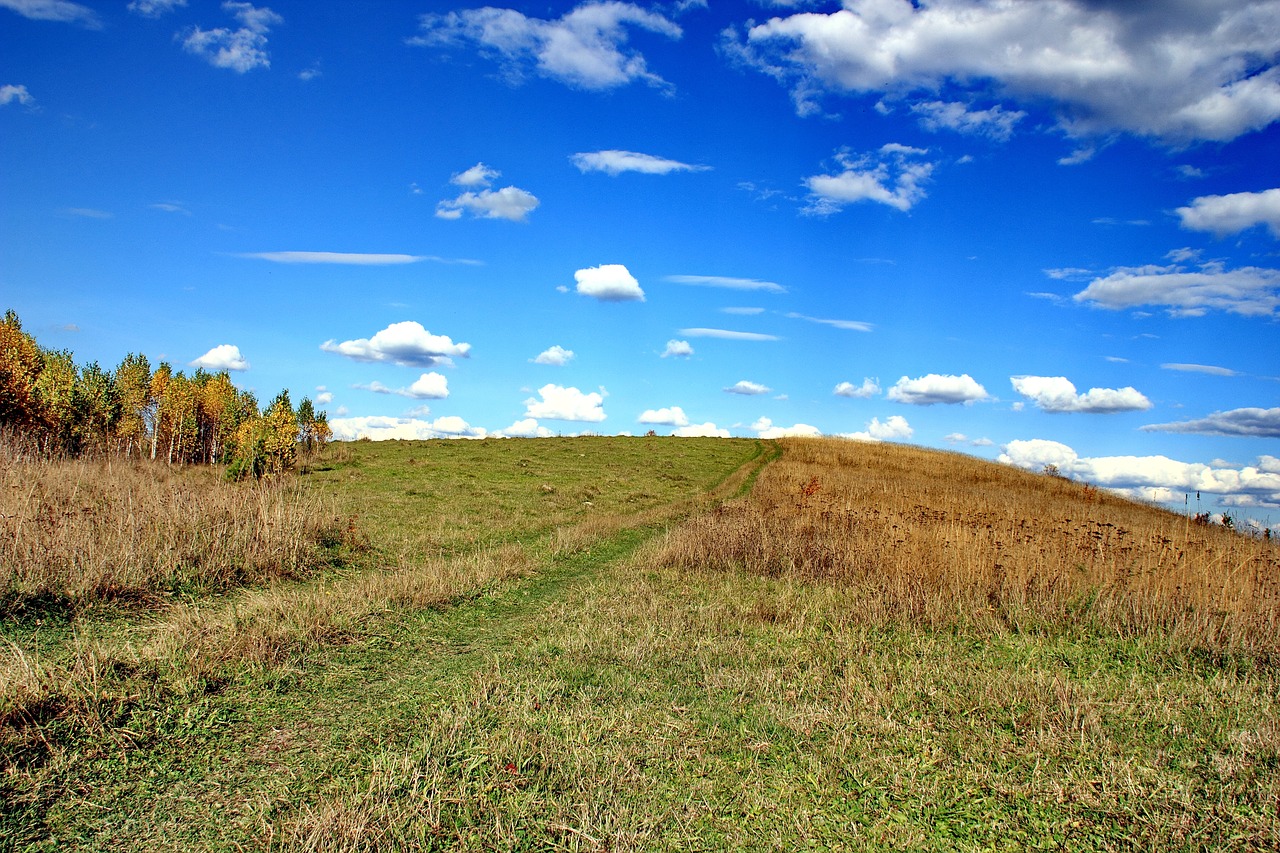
[2,436,1276,851]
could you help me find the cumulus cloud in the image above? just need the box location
[356,372,449,400]
[437,186,539,221]
[679,328,779,341]
[182,2,282,74]
[532,345,575,366]
[128,0,185,16]
[999,439,1280,508]
[315,389,333,405]
[1177,188,1280,238]
[910,100,1025,141]
[664,274,786,293]
[410,2,682,91]
[834,378,880,398]
[842,414,913,442]
[728,0,1280,143]
[190,344,249,372]
[804,144,934,214]
[321,321,471,368]
[329,415,485,441]
[1,84,34,107]
[1142,406,1280,438]
[888,373,988,406]
[524,384,606,422]
[495,417,555,438]
[451,162,501,187]
[752,417,821,439]
[661,339,693,358]
[638,406,689,426]
[0,0,100,27]
[571,150,709,175]
[673,422,731,437]
[725,380,771,396]
[574,264,645,302]
[1010,376,1152,414]
[786,312,873,332]
[1072,261,1280,317]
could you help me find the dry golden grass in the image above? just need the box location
[653,437,1280,652]
[0,449,351,614]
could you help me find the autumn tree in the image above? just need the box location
[112,352,151,457]
[0,310,45,434]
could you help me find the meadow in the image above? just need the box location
[2,436,1277,851]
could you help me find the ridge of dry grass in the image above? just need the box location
[652,437,1280,652]
[0,450,357,617]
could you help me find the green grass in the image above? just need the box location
[3,437,1277,851]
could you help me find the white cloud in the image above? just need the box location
[533,345,575,366]
[315,391,333,405]
[66,208,112,219]
[910,100,1025,141]
[752,417,821,438]
[638,406,689,426]
[999,439,1280,508]
[329,415,485,441]
[842,414,912,442]
[804,145,934,214]
[673,422,731,438]
[1161,363,1240,377]
[661,339,693,358]
[240,252,428,265]
[437,186,539,222]
[191,343,249,372]
[182,2,282,74]
[729,0,1280,143]
[128,0,185,17]
[888,373,989,406]
[679,328,780,341]
[722,307,764,315]
[1010,376,1152,414]
[1072,262,1280,317]
[150,202,190,215]
[1177,188,1280,238]
[0,0,100,27]
[0,84,34,107]
[356,372,449,400]
[571,150,709,175]
[664,274,786,293]
[524,384,606,422]
[725,380,771,396]
[574,264,645,302]
[321,321,471,368]
[495,417,555,438]
[1142,407,1280,438]
[945,432,993,447]
[452,162,501,187]
[834,378,880,398]
[786,312,873,332]
[411,2,682,91]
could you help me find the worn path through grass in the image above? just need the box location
[11,439,773,851]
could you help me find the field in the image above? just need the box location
[2,436,1278,851]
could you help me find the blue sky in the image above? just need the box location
[3,0,1279,527]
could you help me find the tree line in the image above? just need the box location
[0,310,330,477]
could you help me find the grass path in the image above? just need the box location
[17,442,774,851]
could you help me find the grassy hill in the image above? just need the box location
[2,436,1277,851]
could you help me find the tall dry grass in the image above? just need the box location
[1,445,353,615]
[652,438,1280,652]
